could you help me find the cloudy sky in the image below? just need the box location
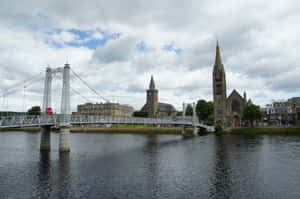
[1,0,300,112]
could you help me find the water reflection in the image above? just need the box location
[210,136,233,199]
[35,152,71,199]
[144,135,160,198]
[146,134,159,146]
[2,132,300,198]
[58,153,71,198]
[37,151,52,199]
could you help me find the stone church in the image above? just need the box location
[141,76,177,118]
[213,42,250,126]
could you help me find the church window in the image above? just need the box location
[216,84,222,95]
[232,100,240,112]
[216,72,222,81]
[217,110,223,114]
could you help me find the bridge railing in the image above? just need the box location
[0,114,213,129]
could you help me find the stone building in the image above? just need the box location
[141,76,177,118]
[76,102,134,117]
[213,42,248,126]
[262,98,299,125]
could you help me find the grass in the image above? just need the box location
[229,127,300,135]
[113,124,154,128]
[0,127,40,132]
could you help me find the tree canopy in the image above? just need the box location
[176,111,183,116]
[27,106,41,115]
[133,111,148,117]
[196,100,214,122]
[243,104,262,126]
[185,104,193,116]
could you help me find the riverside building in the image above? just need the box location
[76,102,134,117]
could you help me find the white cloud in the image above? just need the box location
[92,32,104,40]
[51,31,79,44]
[1,0,300,112]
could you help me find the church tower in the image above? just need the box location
[213,41,227,124]
[146,75,158,117]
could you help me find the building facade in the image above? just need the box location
[141,76,177,118]
[213,42,248,126]
[77,102,134,117]
[262,98,299,125]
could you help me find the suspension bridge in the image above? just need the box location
[0,63,214,152]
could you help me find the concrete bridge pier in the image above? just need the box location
[59,126,70,152]
[40,125,51,151]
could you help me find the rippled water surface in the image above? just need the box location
[1,131,300,198]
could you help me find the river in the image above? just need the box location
[0,131,300,198]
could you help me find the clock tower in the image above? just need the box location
[146,75,158,117]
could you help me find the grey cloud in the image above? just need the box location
[92,36,137,64]
[267,70,300,92]
[126,84,145,93]
[1,0,300,110]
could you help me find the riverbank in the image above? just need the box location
[228,127,300,135]
[0,127,193,135]
[3,126,300,135]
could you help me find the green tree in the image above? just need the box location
[0,112,9,117]
[215,123,223,135]
[27,106,41,115]
[185,104,193,116]
[196,100,214,121]
[0,112,9,119]
[243,104,262,127]
[207,114,214,124]
[176,111,183,116]
[133,111,148,117]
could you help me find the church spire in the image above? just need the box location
[214,40,223,68]
[149,75,155,90]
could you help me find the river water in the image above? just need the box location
[0,131,300,199]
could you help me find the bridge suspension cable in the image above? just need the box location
[70,86,94,103]
[55,71,95,104]
[70,68,109,103]
[1,73,42,97]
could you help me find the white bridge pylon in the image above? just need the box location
[182,102,198,136]
[41,63,71,152]
[42,64,71,121]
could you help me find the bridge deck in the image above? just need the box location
[0,115,214,131]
